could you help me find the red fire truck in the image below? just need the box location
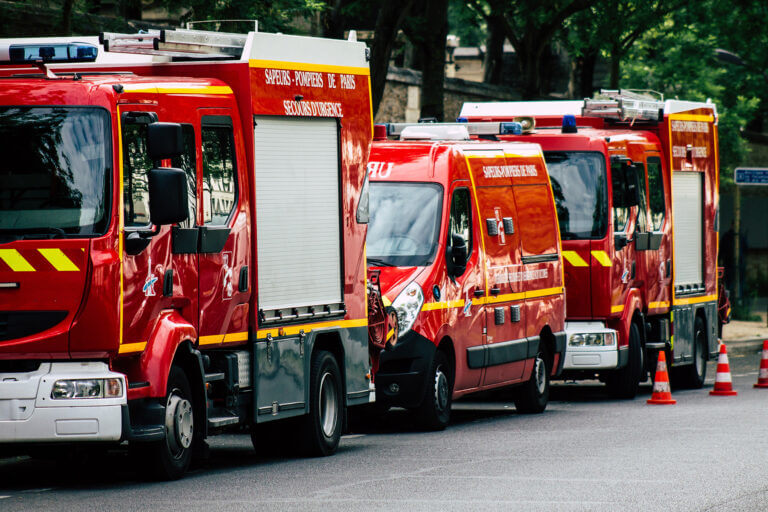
[0,28,379,478]
[459,91,723,397]
[367,124,566,429]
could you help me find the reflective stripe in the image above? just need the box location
[121,84,233,95]
[422,300,465,311]
[562,250,588,267]
[611,305,625,313]
[0,249,35,272]
[672,294,717,306]
[256,318,367,340]
[648,301,670,309]
[591,250,611,267]
[249,59,370,76]
[38,248,79,271]
[118,342,147,354]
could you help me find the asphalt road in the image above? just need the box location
[1,348,767,512]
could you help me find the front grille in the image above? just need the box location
[0,311,68,341]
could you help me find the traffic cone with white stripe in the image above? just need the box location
[754,340,768,388]
[647,350,676,405]
[710,342,738,396]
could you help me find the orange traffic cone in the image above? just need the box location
[754,340,768,388]
[710,343,738,396]
[647,350,676,405]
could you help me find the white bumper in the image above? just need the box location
[0,362,126,443]
[562,322,620,371]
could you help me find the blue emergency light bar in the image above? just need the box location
[562,114,577,133]
[2,42,98,64]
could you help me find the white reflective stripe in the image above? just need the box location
[653,381,670,393]
[760,368,768,379]
[715,373,732,383]
[762,350,768,359]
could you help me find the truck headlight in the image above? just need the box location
[51,378,123,399]
[569,332,615,347]
[391,281,424,338]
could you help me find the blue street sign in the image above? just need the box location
[734,167,768,185]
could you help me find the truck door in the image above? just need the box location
[196,112,251,348]
[641,153,671,313]
[606,157,637,319]
[465,151,527,386]
[120,109,198,352]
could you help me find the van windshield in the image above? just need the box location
[0,107,111,238]
[367,182,443,267]
[544,151,608,239]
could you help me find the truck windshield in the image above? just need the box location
[367,182,443,267]
[545,151,607,239]
[0,107,110,237]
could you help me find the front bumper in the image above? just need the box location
[374,331,435,409]
[0,362,126,443]
[562,322,621,371]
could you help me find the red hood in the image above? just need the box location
[372,266,427,303]
[0,239,90,358]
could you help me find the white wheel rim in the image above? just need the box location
[534,356,546,395]
[434,367,449,412]
[165,391,193,458]
[319,372,338,437]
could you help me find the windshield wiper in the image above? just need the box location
[367,257,395,267]
[0,227,68,239]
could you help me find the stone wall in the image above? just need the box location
[375,66,520,123]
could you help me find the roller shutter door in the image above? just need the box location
[254,117,342,310]
[672,171,703,288]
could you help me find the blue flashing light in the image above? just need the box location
[456,117,468,123]
[7,43,98,64]
[500,122,523,135]
[562,114,578,133]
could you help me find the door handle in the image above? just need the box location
[490,287,500,296]
[474,289,485,298]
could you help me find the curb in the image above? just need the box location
[723,339,765,356]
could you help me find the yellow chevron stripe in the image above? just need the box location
[562,250,588,267]
[121,84,233,95]
[118,342,147,354]
[611,305,625,313]
[0,249,35,272]
[591,250,612,267]
[382,296,392,307]
[38,248,79,271]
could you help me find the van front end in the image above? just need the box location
[561,322,621,373]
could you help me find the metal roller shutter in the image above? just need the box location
[672,171,703,288]
[254,116,342,310]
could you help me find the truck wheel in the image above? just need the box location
[606,323,642,399]
[301,350,343,456]
[677,317,707,389]
[134,365,194,480]
[514,348,550,414]
[414,350,452,430]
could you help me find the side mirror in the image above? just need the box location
[447,233,468,278]
[614,233,628,251]
[147,122,183,161]
[149,168,188,226]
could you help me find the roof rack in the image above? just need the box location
[386,118,535,139]
[99,27,250,59]
[582,89,665,122]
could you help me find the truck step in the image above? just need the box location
[204,372,225,382]
[208,415,239,428]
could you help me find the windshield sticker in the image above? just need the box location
[482,165,537,178]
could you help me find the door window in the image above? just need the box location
[449,187,472,257]
[611,161,630,232]
[647,156,665,231]
[632,163,649,232]
[171,124,197,228]
[202,116,237,225]
[121,114,154,227]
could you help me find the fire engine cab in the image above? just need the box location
[367,123,566,429]
[0,28,379,479]
[459,91,723,397]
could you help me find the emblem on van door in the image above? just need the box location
[222,252,234,300]
[463,289,472,317]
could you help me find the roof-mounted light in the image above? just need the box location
[562,114,577,133]
[500,122,523,135]
[1,42,98,64]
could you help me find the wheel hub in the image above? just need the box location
[319,372,338,438]
[165,392,193,456]
[534,357,546,394]
[434,368,449,412]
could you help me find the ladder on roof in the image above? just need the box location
[582,89,666,122]
[99,27,252,59]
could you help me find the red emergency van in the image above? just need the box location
[367,124,566,429]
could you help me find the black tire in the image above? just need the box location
[514,347,550,414]
[414,350,452,430]
[133,366,194,480]
[606,322,643,399]
[300,350,344,456]
[676,316,708,389]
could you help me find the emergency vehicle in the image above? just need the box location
[0,28,381,479]
[459,91,723,397]
[366,123,566,429]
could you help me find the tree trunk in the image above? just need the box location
[323,0,354,39]
[120,0,141,20]
[609,41,620,89]
[483,14,505,85]
[579,50,597,98]
[417,0,448,120]
[370,0,414,115]
[61,0,75,35]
